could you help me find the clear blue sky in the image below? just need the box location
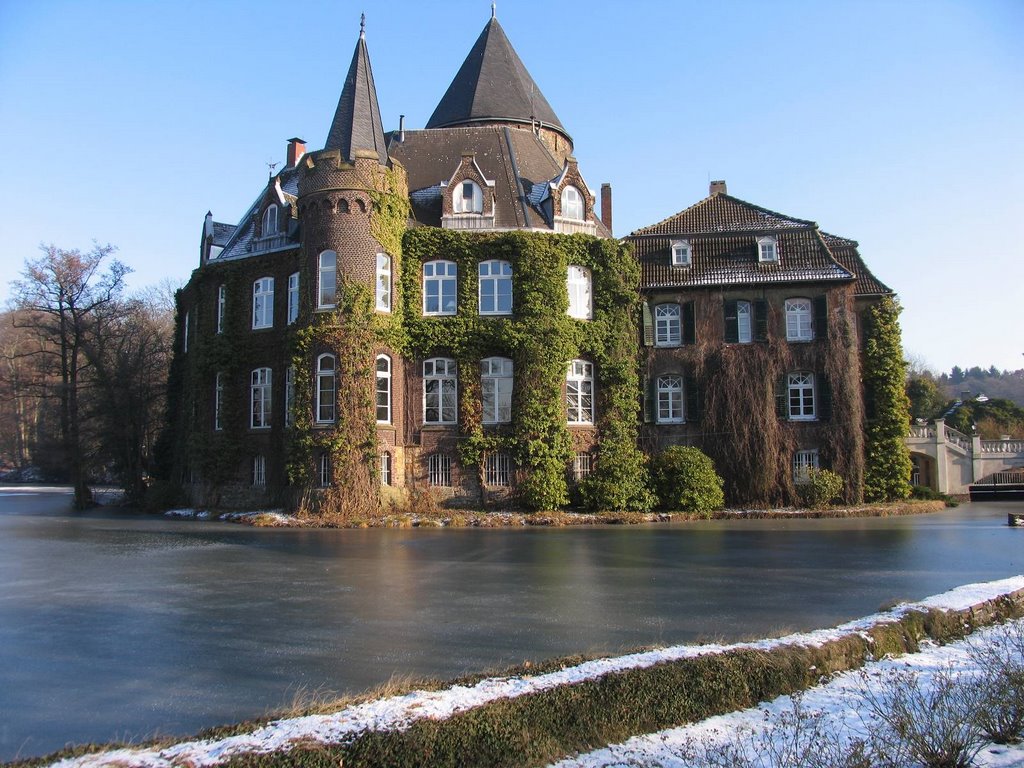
[1,0,1021,374]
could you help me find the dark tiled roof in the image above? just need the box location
[821,231,892,296]
[324,31,388,166]
[426,18,568,141]
[631,193,815,237]
[215,167,301,262]
[211,222,235,247]
[634,228,853,289]
[389,125,561,230]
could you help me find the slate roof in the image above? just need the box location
[821,231,892,296]
[426,17,568,142]
[324,27,388,166]
[388,125,608,235]
[214,166,301,262]
[211,222,236,247]
[629,193,856,290]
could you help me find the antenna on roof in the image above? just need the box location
[360,12,366,39]
[267,161,278,178]
[491,2,496,19]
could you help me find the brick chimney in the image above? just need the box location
[287,137,306,167]
[709,179,727,196]
[600,183,613,234]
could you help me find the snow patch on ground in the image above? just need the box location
[45,576,1024,768]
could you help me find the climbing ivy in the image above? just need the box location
[862,296,912,501]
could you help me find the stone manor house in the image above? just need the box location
[165,13,892,510]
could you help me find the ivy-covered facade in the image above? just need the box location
[162,13,897,512]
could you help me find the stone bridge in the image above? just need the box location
[905,418,1024,494]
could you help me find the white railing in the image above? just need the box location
[981,440,1024,454]
[944,426,973,452]
[908,425,935,439]
[553,217,597,236]
[442,214,497,231]
[251,233,291,253]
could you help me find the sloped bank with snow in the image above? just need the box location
[31,577,1024,768]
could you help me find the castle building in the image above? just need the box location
[166,13,891,511]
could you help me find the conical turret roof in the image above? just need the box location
[325,19,388,165]
[426,17,568,141]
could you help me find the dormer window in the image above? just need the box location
[262,205,279,236]
[454,180,483,214]
[561,186,584,221]
[758,236,778,263]
[671,240,691,266]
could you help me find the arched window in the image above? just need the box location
[287,272,299,324]
[250,367,272,428]
[216,284,226,334]
[785,298,813,341]
[566,359,594,424]
[566,265,592,319]
[376,253,391,312]
[423,358,457,424]
[655,303,681,346]
[454,179,483,213]
[561,185,584,220]
[656,375,684,424]
[316,354,336,424]
[787,371,816,420]
[376,355,391,424]
[427,453,452,486]
[252,277,274,329]
[262,204,278,236]
[793,449,819,483]
[423,260,458,316]
[481,357,513,424]
[318,251,337,309]
[484,452,511,487]
[478,260,512,315]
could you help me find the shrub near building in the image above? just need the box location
[651,446,725,514]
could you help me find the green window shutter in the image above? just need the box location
[682,301,696,345]
[776,375,789,419]
[642,302,654,346]
[813,295,828,341]
[643,375,655,423]
[754,300,769,342]
[817,373,832,422]
[684,374,701,424]
[723,300,738,343]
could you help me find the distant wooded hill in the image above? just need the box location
[939,367,1024,407]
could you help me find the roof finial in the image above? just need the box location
[360,12,366,39]
[491,1,496,19]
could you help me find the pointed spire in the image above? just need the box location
[324,16,388,166]
[426,16,569,142]
[491,1,496,18]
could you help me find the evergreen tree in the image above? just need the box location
[863,297,912,501]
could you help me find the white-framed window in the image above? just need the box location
[484,452,511,487]
[318,250,337,309]
[428,453,452,487]
[423,260,457,315]
[216,284,226,334]
[758,235,778,263]
[785,298,813,341]
[287,272,299,324]
[424,357,457,424]
[285,365,295,428]
[561,185,584,220]
[478,260,512,315]
[251,367,272,428]
[316,354,336,424]
[573,451,593,481]
[793,449,819,484]
[566,359,595,425]
[656,375,684,424]
[376,355,391,424]
[380,451,392,485]
[566,265,592,319]
[252,277,274,329]
[262,204,278,236]
[655,303,681,346]
[376,253,391,312]
[183,311,189,353]
[788,371,816,420]
[454,179,483,213]
[214,372,224,431]
[737,300,752,344]
[671,240,691,266]
[318,453,331,487]
[252,455,266,486]
[481,356,513,424]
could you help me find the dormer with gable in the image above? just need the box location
[440,152,496,230]
[251,177,298,254]
[547,157,597,235]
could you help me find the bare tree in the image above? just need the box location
[9,244,129,508]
